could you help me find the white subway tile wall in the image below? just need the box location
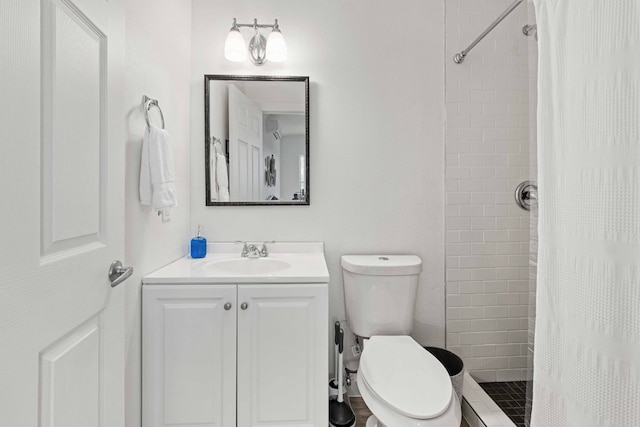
[445,0,531,382]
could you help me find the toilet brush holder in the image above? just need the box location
[329,417,356,427]
[329,378,339,397]
[329,321,341,398]
[329,328,356,427]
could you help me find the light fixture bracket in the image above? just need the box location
[234,18,279,31]
[249,29,267,65]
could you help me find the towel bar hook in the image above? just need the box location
[142,95,165,129]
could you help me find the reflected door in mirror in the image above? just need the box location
[229,84,263,201]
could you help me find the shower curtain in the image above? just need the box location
[532,1,640,426]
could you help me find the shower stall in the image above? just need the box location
[449,0,640,425]
[445,0,538,425]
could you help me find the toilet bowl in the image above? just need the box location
[357,336,461,427]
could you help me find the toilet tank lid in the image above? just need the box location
[341,255,422,276]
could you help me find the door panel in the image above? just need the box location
[40,315,102,427]
[228,84,263,201]
[143,285,237,427]
[0,0,125,425]
[42,0,106,256]
[42,0,107,258]
[237,284,328,427]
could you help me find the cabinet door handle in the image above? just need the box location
[224,302,232,311]
[240,302,249,310]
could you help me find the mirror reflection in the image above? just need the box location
[205,75,309,205]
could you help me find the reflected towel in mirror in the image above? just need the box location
[209,138,229,202]
[216,152,229,201]
[265,155,277,186]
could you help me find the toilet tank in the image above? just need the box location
[341,255,422,338]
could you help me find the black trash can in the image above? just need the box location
[424,347,464,406]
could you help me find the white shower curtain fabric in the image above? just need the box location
[532,1,640,426]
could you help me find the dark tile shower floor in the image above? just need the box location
[478,381,530,427]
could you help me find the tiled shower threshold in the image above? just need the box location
[462,373,517,427]
[478,381,529,426]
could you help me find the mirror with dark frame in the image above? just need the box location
[205,75,309,205]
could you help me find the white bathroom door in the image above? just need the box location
[0,0,126,426]
[228,84,264,201]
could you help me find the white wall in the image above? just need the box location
[190,0,447,367]
[280,134,305,201]
[124,1,192,426]
[444,0,532,382]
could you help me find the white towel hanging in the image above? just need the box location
[139,125,177,211]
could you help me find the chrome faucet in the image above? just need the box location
[241,243,261,258]
[240,241,275,258]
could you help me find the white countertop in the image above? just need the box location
[143,242,330,284]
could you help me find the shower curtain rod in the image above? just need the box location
[453,0,523,64]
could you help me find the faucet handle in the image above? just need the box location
[239,241,250,257]
[260,241,275,257]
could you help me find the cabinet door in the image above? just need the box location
[143,285,237,427]
[237,284,328,427]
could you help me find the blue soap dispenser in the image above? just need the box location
[190,225,207,259]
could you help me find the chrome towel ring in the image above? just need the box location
[142,95,165,129]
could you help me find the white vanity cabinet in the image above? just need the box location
[236,284,328,427]
[142,282,328,427]
[142,285,237,427]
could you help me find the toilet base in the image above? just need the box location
[329,422,357,427]
[366,415,385,427]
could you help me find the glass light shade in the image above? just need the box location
[266,30,287,62]
[224,29,247,62]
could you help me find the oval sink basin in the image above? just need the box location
[202,258,292,275]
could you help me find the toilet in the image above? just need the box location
[341,255,462,427]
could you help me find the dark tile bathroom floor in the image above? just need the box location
[478,381,530,427]
[349,397,470,427]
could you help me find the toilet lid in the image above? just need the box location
[359,336,453,420]
[341,255,422,276]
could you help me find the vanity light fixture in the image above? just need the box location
[224,18,287,65]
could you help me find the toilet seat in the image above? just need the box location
[358,336,461,427]
[360,336,452,419]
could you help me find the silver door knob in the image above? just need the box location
[224,302,232,311]
[108,260,133,288]
[241,302,249,310]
